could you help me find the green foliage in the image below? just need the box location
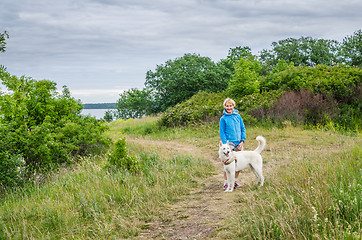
[145,53,230,113]
[103,109,114,122]
[114,88,152,119]
[107,137,142,173]
[160,62,361,131]
[259,36,341,68]
[159,91,226,127]
[0,30,9,53]
[226,46,253,63]
[220,46,253,73]
[260,64,362,103]
[0,151,24,188]
[340,29,362,67]
[0,68,111,187]
[237,89,285,113]
[227,57,262,98]
[259,63,361,130]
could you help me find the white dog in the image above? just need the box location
[219,136,266,192]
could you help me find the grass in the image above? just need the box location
[218,126,362,239]
[0,119,214,239]
[0,117,361,239]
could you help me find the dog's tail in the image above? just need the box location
[254,136,266,154]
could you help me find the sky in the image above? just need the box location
[1,0,361,103]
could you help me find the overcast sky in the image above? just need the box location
[1,0,361,103]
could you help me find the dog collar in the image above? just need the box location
[223,157,234,165]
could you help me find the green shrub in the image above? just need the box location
[236,89,284,114]
[0,152,24,189]
[159,90,284,128]
[258,65,361,130]
[107,137,142,173]
[260,64,362,104]
[159,91,226,127]
[0,68,111,185]
[227,57,262,98]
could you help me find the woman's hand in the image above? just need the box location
[237,141,244,150]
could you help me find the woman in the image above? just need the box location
[219,98,246,189]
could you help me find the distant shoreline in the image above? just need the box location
[83,103,116,109]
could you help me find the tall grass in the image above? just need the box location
[227,131,361,239]
[107,117,160,140]
[0,141,214,239]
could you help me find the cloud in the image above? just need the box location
[1,0,361,103]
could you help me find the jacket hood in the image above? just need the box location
[223,109,239,115]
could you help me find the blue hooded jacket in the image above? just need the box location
[219,109,246,145]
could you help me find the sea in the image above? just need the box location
[81,109,113,119]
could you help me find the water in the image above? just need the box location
[81,109,113,119]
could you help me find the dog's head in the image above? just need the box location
[219,141,232,164]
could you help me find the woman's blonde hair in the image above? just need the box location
[223,98,235,107]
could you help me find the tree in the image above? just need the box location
[340,29,362,67]
[218,46,253,77]
[103,109,114,122]
[0,68,110,186]
[0,30,9,53]
[114,88,152,119]
[145,53,230,113]
[259,36,341,69]
[225,46,253,65]
[227,57,262,99]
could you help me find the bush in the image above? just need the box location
[250,90,338,125]
[107,137,142,173]
[159,90,284,128]
[237,89,284,115]
[227,57,262,98]
[0,152,24,189]
[159,91,226,127]
[258,65,361,130]
[0,68,111,185]
[260,64,362,104]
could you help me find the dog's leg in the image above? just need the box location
[259,174,264,186]
[228,162,236,192]
[252,168,264,186]
[250,161,264,186]
[225,163,235,192]
[226,175,235,192]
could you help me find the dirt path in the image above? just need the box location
[129,138,271,240]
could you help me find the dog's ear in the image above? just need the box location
[219,141,223,147]
[226,140,229,146]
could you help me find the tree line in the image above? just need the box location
[111,30,361,121]
[83,103,116,109]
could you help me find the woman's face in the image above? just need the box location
[224,102,234,114]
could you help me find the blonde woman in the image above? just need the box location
[219,98,246,189]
